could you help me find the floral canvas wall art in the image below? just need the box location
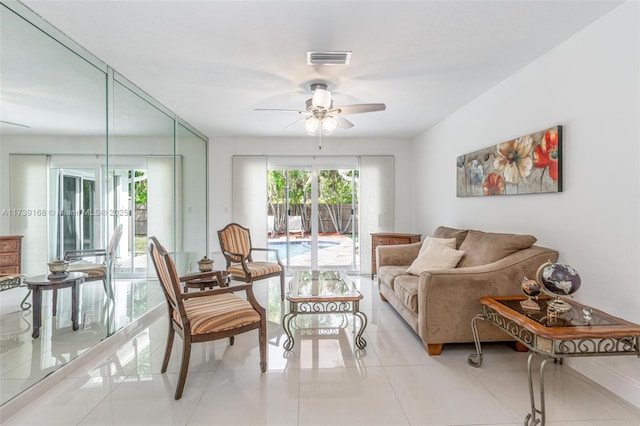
[456,125,562,197]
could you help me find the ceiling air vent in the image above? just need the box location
[307,51,352,65]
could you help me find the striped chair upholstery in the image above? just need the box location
[178,293,260,335]
[218,223,286,300]
[148,237,266,400]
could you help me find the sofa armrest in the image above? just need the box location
[377,241,422,267]
[417,245,559,344]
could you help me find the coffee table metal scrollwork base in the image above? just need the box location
[282,299,367,350]
[282,270,367,351]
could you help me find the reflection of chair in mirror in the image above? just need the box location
[218,223,286,300]
[64,224,123,296]
[148,236,266,400]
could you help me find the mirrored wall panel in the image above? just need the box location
[0,1,208,406]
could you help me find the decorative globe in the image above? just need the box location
[521,277,541,298]
[536,261,581,313]
[537,262,581,296]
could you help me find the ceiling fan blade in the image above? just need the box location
[254,108,306,114]
[0,119,31,128]
[333,115,354,129]
[283,115,308,129]
[332,103,386,115]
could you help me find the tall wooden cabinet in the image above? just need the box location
[371,232,421,279]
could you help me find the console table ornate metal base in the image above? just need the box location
[468,296,640,426]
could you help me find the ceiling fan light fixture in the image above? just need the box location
[322,116,337,134]
[304,117,319,135]
[311,88,332,110]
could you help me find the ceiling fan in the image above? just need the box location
[255,83,386,147]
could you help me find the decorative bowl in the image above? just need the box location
[47,258,70,279]
[48,258,69,273]
[197,256,214,272]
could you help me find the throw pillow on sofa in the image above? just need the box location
[418,236,457,255]
[407,240,465,275]
[457,230,537,267]
[432,226,469,249]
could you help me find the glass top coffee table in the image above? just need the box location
[282,270,367,350]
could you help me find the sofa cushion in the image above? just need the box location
[433,226,469,249]
[394,275,419,314]
[457,230,537,268]
[378,265,411,290]
[407,241,465,275]
[418,236,457,255]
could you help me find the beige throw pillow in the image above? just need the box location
[407,241,465,275]
[418,236,457,255]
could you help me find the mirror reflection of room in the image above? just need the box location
[0,2,208,407]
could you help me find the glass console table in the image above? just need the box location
[468,295,640,426]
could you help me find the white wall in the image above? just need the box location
[208,136,414,271]
[412,2,639,407]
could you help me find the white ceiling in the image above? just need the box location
[22,0,622,140]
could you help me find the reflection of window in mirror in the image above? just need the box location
[0,2,208,408]
[56,170,98,257]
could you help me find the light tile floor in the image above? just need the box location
[3,276,640,426]
[0,278,164,406]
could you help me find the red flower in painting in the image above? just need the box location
[533,130,559,181]
[483,172,505,196]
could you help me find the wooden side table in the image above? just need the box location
[23,272,88,338]
[468,295,640,425]
[370,232,421,279]
[181,270,230,292]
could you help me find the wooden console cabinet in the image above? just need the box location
[0,235,23,275]
[0,235,23,291]
[371,232,421,279]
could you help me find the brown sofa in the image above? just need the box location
[376,226,558,355]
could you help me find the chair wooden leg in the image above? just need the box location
[259,318,267,372]
[161,324,175,374]
[175,336,192,400]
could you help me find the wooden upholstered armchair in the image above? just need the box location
[218,223,286,300]
[64,224,123,295]
[148,236,266,400]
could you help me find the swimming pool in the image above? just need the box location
[268,240,339,259]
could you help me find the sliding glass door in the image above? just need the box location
[268,168,311,269]
[267,161,359,272]
[317,168,358,269]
